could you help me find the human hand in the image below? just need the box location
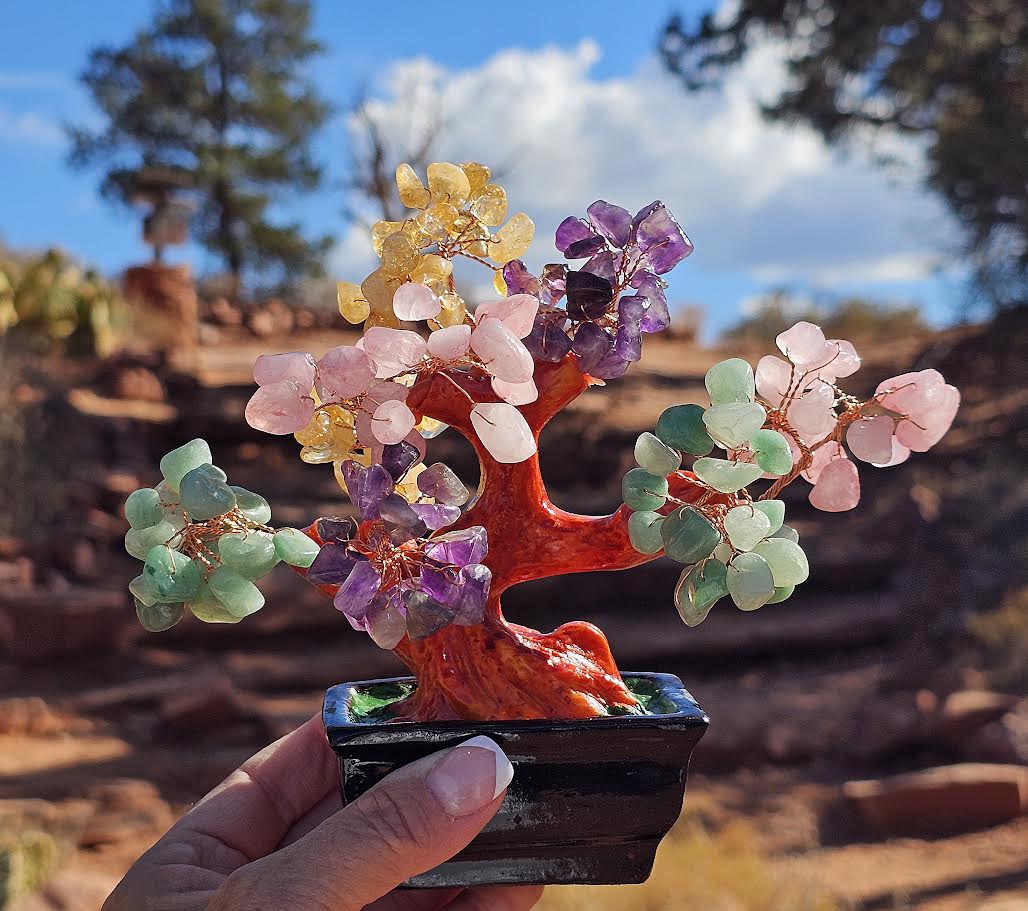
[103,714,542,910]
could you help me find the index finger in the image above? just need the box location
[178,713,340,862]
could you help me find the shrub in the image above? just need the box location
[0,246,125,357]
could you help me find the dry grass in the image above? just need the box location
[0,831,59,910]
[537,818,838,911]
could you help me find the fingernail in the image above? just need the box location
[426,735,514,817]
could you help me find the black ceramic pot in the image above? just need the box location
[323,671,708,888]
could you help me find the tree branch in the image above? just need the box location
[407,355,711,598]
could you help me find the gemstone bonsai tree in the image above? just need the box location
[125,161,959,722]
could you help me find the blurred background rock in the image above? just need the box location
[0,1,1025,908]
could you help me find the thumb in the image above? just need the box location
[212,735,514,910]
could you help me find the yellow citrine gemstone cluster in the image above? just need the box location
[293,404,358,465]
[336,161,535,332]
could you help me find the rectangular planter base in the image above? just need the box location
[323,672,709,888]
[406,843,660,888]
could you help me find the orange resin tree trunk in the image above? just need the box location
[364,355,712,722]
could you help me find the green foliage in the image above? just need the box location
[722,291,927,345]
[0,247,123,357]
[68,0,332,293]
[661,1,1028,310]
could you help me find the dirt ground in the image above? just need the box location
[1,313,1025,910]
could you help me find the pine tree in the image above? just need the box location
[69,0,331,295]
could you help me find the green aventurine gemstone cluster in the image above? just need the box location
[672,506,805,625]
[695,357,795,484]
[124,438,313,632]
[622,357,809,626]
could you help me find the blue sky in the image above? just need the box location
[1,1,964,337]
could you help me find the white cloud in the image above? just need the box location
[0,70,71,148]
[753,251,940,286]
[0,104,63,147]
[332,221,376,278]
[332,40,956,298]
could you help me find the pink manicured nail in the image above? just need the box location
[427,735,514,817]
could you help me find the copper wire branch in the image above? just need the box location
[164,508,273,575]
